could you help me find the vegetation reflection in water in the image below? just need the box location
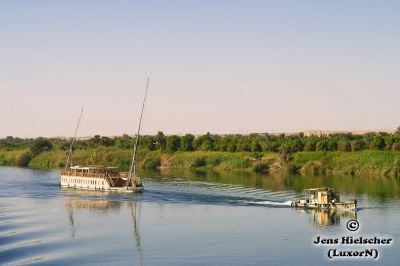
[142,168,400,201]
[2,167,399,265]
[63,196,356,232]
[139,168,397,228]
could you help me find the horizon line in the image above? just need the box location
[1,128,397,139]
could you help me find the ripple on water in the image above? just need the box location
[1,167,400,265]
[0,199,74,266]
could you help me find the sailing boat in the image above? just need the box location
[60,79,149,192]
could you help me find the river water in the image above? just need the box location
[0,167,399,265]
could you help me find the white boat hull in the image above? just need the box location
[60,174,143,192]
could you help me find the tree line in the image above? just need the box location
[2,128,400,155]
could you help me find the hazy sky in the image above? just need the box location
[1,1,399,138]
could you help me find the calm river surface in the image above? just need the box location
[0,167,399,265]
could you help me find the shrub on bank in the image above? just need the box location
[295,151,400,177]
[143,158,161,169]
[286,162,300,174]
[0,149,29,166]
[252,161,269,172]
[191,157,206,168]
[17,152,33,167]
[294,152,326,165]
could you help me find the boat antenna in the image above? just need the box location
[126,78,149,188]
[65,107,84,170]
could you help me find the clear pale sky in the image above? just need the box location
[1,1,399,138]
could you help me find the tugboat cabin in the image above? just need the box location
[292,187,356,210]
[306,188,339,204]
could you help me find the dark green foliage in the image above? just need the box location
[180,134,195,151]
[226,141,237,152]
[351,140,364,152]
[250,140,262,152]
[114,154,131,170]
[286,162,300,174]
[384,136,394,151]
[155,131,166,151]
[143,158,161,169]
[191,157,206,167]
[166,135,181,152]
[115,134,133,149]
[141,136,156,150]
[73,140,88,150]
[326,138,338,151]
[206,156,221,166]
[369,136,385,150]
[195,132,216,151]
[56,140,70,150]
[252,161,269,172]
[280,139,304,155]
[100,136,115,147]
[0,136,30,150]
[337,140,351,152]
[216,138,228,151]
[4,130,400,177]
[87,135,115,147]
[237,140,251,152]
[304,141,316,152]
[30,138,53,155]
[264,141,279,152]
[316,140,328,151]
[3,131,399,155]
[296,151,400,177]
[17,152,33,167]
[88,135,102,148]
[3,130,400,167]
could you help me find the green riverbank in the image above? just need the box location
[294,151,400,177]
[1,147,400,177]
[0,148,279,173]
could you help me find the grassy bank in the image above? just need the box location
[0,147,278,172]
[2,147,400,177]
[294,151,400,177]
[2,131,400,176]
[0,149,28,166]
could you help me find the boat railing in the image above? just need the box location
[60,170,121,178]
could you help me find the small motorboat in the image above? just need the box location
[291,187,357,210]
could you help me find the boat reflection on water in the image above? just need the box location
[129,201,144,266]
[65,198,123,239]
[67,199,122,211]
[65,197,144,265]
[296,208,357,227]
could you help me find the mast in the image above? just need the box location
[65,107,84,170]
[126,78,149,188]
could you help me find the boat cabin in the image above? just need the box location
[60,166,128,190]
[63,166,121,177]
[305,188,339,204]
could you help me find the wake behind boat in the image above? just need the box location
[60,78,149,192]
[290,187,357,210]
